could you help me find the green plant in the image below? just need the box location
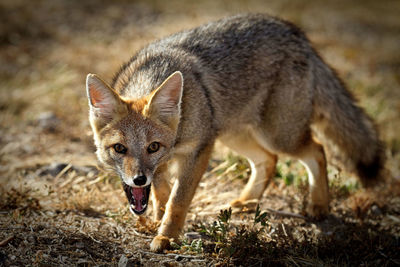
[275,160,306,187]
[214,153,249,180]
[284,173,295,186]
[199,208,232,245]
[196,205,270,259]
[329,176,360,199]
[254,204,269,227]
[171,238,204,254]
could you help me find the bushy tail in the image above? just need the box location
[310,54,385,187]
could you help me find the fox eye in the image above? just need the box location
[113,143,127,154]
[147,142,160,154]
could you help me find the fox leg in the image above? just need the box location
[296,139,330,218]
[151,164,171,222]
[219,132,277,209]
[150,143,214,252]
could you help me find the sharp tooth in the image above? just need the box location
[129,204,135,214]
[142,203,147,209]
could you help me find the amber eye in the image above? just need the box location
[147,142,160,153]
[113,143,127,154]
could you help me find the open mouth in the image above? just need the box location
[122,183,151,215]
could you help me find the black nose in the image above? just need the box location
[133,175,147,186]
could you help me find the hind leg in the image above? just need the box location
[219,131,277,208]
[296,139,330,218]
[252,123,329,217]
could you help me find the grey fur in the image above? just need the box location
[112,13,383,181]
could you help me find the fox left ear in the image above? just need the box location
[146,71,183,130]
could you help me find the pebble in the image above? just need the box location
[76,242,85,249]
[37,111,60,132]
[184,232,203,242]
[37,163,69,177]
[174,255,183,261]
[118,254,135,267]
[370,205,382,216]
[36,163,98,177]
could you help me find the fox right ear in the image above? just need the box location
[86,74,123,119]
[145,71,183,131]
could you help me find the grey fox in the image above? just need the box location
[86,14,384,252]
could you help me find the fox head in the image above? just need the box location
[86,71,183,214]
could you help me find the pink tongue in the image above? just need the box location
[131,187,145,211]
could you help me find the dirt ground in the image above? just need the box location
[1,0,399,266]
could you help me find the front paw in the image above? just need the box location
[150,235,170,252]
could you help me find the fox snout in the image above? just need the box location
[121,172,152,215]
[118,155,153,188]
[122,172,152,188]
[121,170,152,215]
[133,175,147,186]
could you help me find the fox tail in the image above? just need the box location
[310,53,385,186]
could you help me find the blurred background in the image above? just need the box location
[0,0,399,176]
[0,0,399,265]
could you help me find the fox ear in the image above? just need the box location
[146,71,183,129]
[86,74,125,124]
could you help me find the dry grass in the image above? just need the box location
[1,0,399,265]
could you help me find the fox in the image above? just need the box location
[85,14,384,252]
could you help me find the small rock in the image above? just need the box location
[37,163,69,177]
[73,165,99,176]
[118,254,135,267]
[37,111,60,132]
[370,205,382,216]
[36,163,98,178]
[174,255,183,261]
[184,232,203,242]
[75,242,85,249]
